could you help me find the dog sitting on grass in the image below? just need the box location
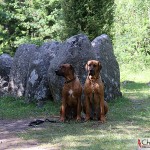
[55,64,82,122]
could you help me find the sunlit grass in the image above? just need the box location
[120,66,150,83]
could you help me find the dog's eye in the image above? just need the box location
[88,64,91,67]
[60,66,64,69]
[93,64,96,67]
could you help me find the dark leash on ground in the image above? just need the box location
[28,118,60,127]
[28,118,86,127]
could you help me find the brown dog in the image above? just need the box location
[84,60,108,123]
[55,64,82,122]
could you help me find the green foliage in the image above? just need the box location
[113,0,150,66]
[0,0,149,66]
[61,0,114,40]
[0,0,63,55]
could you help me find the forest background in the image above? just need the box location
[0,0,150,69]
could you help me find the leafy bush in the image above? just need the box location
[113,0,150,67]
[0,0,63,55]
[61,0,114,40]
[0,0,149,69]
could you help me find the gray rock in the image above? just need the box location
[0,54,13,96]
[8,44,38,97]
[48,34,96,101]
[24,42,60,103]
[92,34,122,100]
[8,42,60,103]
[147,82,150,87]
[0,54,13,81]
[8,34,122,103]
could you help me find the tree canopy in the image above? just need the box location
[0,0,149,64]
[62,0,114,40]
[0,0,63,55]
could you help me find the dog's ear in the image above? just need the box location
[85,63,88,71]
[98,62,102,71]
[70,64,75,73]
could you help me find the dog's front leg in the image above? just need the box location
[85,95,90,121]
[60,96,66,122]
[76,97,81,121]
[99,88,106,123]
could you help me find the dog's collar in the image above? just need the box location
[65,77,76,84]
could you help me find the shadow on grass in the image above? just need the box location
[15,96,149,149]
[121,81,150,104]
[121,81,149,91]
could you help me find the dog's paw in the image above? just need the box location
[85,116,90,122]
[60,117,65,122]
[100,116,106,123]
[76,116,81,121]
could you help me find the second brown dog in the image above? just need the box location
[84,60,108,123]
[55,64,82,122]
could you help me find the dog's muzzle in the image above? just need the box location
[89,69,95,76]
[55,70,65,77]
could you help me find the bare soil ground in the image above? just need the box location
[0,119,61,150]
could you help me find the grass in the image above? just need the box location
[0,97,60,119]
[0,68,150,150]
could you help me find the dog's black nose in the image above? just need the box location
[55,70,59,75]
[55,69,65,77]
[89,69,95,76]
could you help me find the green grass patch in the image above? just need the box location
[0,97,60,119]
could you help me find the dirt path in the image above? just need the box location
[0,119,38,150]
[0,119,61,150]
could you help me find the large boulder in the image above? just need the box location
[8,33,122,103]
[0,54,13,81]
[8,42,60,103]
[8,44,38,97]
[92,34,122,100]
[24,42,60,103]
[0,54,13,96]
[48,34,96,101]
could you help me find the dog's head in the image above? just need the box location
[55,64,75,77]
[85,60,102,76]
